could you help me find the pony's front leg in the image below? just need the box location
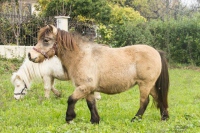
[66,95,78,123]
[86,93,100,124]
[43,76,53,98]
[66,85,92,123]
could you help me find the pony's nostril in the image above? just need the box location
[28,53,31,59]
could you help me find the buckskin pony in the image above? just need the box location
[28,25,169,124]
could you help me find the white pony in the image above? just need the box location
[11,56,101,100]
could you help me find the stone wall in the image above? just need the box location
[0,46,33,59]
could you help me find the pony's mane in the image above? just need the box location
[11,59,43,88]
[56,29,79,51]
[38,26,106,51]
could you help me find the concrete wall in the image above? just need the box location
[0,46,33,59]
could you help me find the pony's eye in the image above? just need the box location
[44,39,49,43]
[17,85,20,87]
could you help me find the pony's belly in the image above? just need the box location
[96,74,137,94]
[98,83,135,94]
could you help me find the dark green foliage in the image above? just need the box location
[19,16,55,46]
[44,0,70,16]
[44,0,111,24]
[102,17,200,66]
[148,18,200,65]
[68,0,111,24]
[111,22,153,47]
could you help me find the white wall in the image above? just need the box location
[0,46,33,59]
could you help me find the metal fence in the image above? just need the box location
[0,13,96,46]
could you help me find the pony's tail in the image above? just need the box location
[155,51,169,109]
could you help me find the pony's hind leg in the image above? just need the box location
[51,87,61,97]
[150,87,169,121]
[51,79,61,97]
[160,104,169,120]
[86,93,100,124]
[131,83,152,122]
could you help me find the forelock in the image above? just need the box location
[38,26,52,40]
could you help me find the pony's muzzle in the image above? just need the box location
[14,95,22,100]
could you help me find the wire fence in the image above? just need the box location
[0,13,96,46]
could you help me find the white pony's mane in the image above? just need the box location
[11,58,43,88]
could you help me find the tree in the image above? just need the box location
[114,0,186,21]
[1,0,24,45]
[39,0,111,24]
[97,4,147,47]
[0,0,11,3]
[43,0,70,16]
[37,0,51,13]
[109,4,146,25]
[68,0,111,24]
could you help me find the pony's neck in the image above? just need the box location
[18,59,42,88]
[56,30,87,71]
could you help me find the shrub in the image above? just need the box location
[148,17,200,65]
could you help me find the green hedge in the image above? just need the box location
[103,17,200,66]
[148,18,200,65]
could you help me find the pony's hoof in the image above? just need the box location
[131,116,142,122]
[90,116,100,124]
[66,120,74,124]
[56,93,62,98]
[66,113,76,123]
[91,120,100,124]
[161,115,169,121]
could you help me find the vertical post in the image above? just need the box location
[55,16,70,32]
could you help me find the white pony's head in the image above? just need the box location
[11,72,28,100]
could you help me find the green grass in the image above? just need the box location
[0,58,200,133]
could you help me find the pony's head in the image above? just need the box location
[28,25,78,63]
[28,25,58,63]
[11,72,28,100]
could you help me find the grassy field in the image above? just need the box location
[0,58,200,133]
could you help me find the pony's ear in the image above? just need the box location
[48,25,57,35]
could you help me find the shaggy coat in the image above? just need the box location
[11,56,101,100]
[28,25,169,124]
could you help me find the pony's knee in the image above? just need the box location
[72,85,93,100]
